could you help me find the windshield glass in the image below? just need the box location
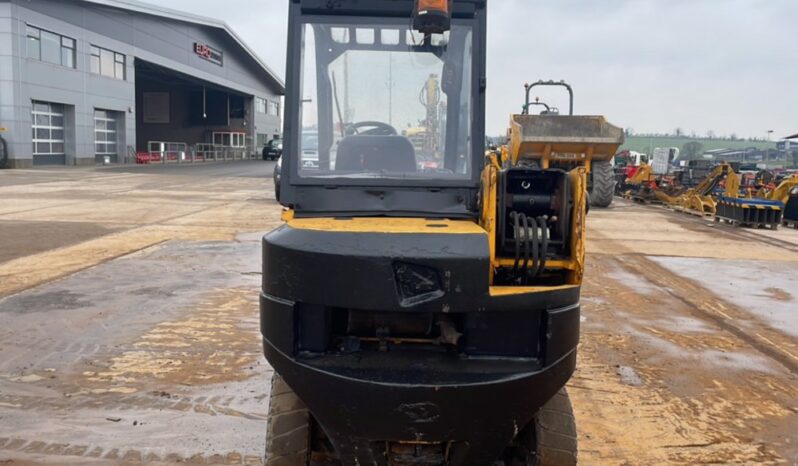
[297,20,474,181]
[302,132,319,151]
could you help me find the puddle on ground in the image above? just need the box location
[3,290,89,313]
[650,257,798,338]
[624,324,779,375]
[617,365,644,386]
[607,267,662,296]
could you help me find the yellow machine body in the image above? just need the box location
[479,154,588,287]
[282,157,589,291]
[508,114,624,171]
[764,175,798,204]
[626,163,654,186]
[655,162,741,216]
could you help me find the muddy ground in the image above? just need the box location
[0,162,796,465]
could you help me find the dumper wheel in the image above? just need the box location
[499,389,577,466]
[590,160,615,208]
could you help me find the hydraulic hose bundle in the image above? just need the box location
[497,168,571,285]
[509,211,549,282]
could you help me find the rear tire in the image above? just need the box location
[590,160,615,208]
[532,389,578,466]
[264,373,311,466]
[501,389,577,466]
[265,375,576,466]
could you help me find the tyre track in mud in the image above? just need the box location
[574,254,797,463]
[718,226,798,255]
[0,391,269,421]
[575,203,798,464]
[0,436,264,465]
[655,204,798,255]
[591,230,798,375]
[0,274,272,464]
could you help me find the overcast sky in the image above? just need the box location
[162,0,797,139]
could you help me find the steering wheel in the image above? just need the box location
[346,121,398,136]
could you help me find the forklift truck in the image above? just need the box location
[260,1,623,464]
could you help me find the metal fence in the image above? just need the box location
[134,141,257,164]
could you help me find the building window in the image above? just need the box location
[90,45,126,80]
[32,101,65,155]
[267,101,280,116]
[26,26,39,60]
[94,110,118,155]
[212,132,246,148]
[256,98,279,116]
[255,97,267,114]
[26,25,75,68]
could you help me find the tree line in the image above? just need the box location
[624,128,773,142]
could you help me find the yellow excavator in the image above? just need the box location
[654,162,740,216]
[716,174,798,230]
[621,163,658,202]
[759,175,798,204]
[652,162,786,229]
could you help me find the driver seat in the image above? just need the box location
[335,136,416,173]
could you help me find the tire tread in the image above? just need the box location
[265,373,310,466]
[533,389,578,466]
[590,160,615,208]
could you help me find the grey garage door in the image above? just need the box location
[32,101,66,165]
[94,110,118,164]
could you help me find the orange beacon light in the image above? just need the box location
[413,0,452,35]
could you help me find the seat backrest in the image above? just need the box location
[336,136,416,173]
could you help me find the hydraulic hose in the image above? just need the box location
[537,216,549,276]
[521,213,531,275]
[509,212,551,281]
[510,211,521,273]
[528,213,538,284]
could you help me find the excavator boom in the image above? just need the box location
[765,175,798,204]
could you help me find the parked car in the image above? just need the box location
[299,131,319,169]
[262,139,283,160]
[274,131,319,201]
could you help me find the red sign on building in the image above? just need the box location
[194,42,223,66]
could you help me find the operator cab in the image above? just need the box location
[280,1,486,217]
